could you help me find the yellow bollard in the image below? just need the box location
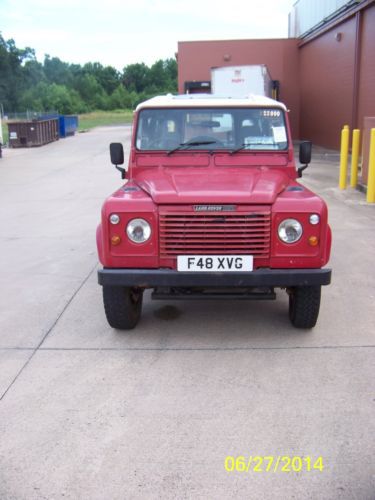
[367,128,375,203]
[339,126,350,189]
[350,129,360,188]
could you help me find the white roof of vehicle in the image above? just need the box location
[136,94,287,111]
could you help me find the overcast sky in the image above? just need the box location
[1,0,295,69]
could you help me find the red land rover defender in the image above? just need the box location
[97,95,332,329]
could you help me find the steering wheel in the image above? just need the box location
[187,135,224,147]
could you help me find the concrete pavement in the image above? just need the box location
[0,127,374,499]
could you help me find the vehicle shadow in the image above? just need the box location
[120,289,318,349]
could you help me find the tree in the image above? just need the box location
[83,62,120,95]
[109,85,137,109]
[0,33,36,111]
[0,33,178,113]
[122,63,150,93]
[19,82,87,114]
[147,60,168,92]
[23,60,46,87]
[44,55,72,86]
[73,73,107,110]
[164,58,178,91]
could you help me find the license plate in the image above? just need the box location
[177,255,253,272]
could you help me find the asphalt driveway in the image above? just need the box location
[0,126,374,499]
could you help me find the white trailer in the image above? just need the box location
[211,65,273,98]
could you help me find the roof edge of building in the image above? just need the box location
[178,37,298,45]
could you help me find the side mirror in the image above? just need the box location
[109,143,126,179]
[298,141,312,178]
[110,142,124,165]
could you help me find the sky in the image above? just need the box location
[0,0,295,70]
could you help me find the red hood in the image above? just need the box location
[134,167,289,204]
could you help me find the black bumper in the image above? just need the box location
[98,268,332,288]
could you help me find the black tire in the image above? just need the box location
[288,286,321,329]
[102,286,143,329]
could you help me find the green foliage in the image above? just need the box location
[83,62,120,95]
[44,55,73,86]
[73,73,106,109]
[0,34,36,111]
[0,32,178,115]
[122,58,178,96]
[123,62,149,93]
[18,82,87,114]
[109,85,138,110]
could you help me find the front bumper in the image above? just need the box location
[98,268,332,288]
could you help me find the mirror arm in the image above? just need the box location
[297,164,308,178]
[115,165,126,179]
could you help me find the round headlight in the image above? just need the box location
[126,218,151,243]
[278,218,303,243]
[109,213,120,225]
[309,214,320,225]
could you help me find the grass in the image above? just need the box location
[0,110,133,146]
[78,110,133,131]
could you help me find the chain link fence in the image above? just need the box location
[4,110,58,122]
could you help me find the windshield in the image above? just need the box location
[136,107,288,152]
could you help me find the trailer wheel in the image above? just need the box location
[103,286,143,329]
[288,286,321,329]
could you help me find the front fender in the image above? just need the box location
[96,223,104,265]
[323,224,332,266]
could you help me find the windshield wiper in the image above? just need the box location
[167,140,217,156]
[230,144,248,155]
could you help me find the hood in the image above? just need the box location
[135,166,289,204]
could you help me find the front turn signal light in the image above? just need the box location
[111,235,121,246]
[308,236,319,246]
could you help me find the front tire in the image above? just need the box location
[103,286,143,329]
[288,286,321,329]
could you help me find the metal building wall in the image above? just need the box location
[299,1,375,148]
[357,5,375,131]
[298,17,356,148]
[290,0,359,37]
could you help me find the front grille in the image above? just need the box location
[159,208,271,258]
